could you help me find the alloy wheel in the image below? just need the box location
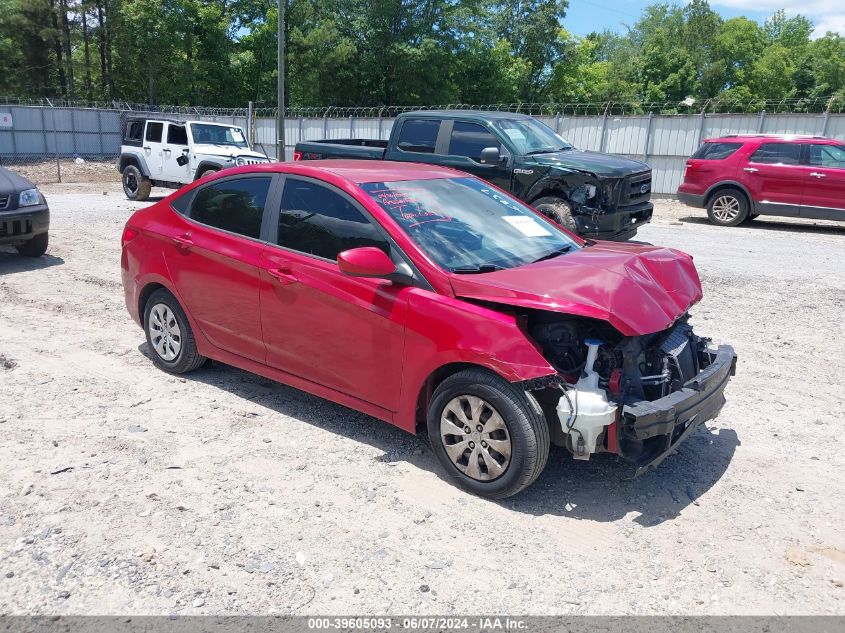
[148,303,182,361]
[711,195,740,222]
[124,171,138,195]
[439,395,511,481]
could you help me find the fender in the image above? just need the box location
[704,180,753,206]
[118,151,151,178]
[521,168,604,214]
[193,160,226,180]
[394,288,557,433]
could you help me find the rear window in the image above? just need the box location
[189,176,271,240]
[749,142,802,165]
[396,119,440,154]
[691,142,742,160]
[124,120,144,144]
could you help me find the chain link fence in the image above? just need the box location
[2,97,845,193]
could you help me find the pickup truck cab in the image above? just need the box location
[294,111,654,240]
[118,117,272,201]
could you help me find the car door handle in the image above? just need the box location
[172,234,193,249]
[809,172,826,178]
[268,267,298,285]
[143,146,151,151]
[163,148,171,153]
[743,167,758,173]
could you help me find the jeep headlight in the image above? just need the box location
[235,157,246,166]
[19,188,42,207]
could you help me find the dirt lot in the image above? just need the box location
[1,181,843,616]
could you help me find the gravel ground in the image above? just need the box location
[0,182,843,615]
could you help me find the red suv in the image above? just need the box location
[678,134,845,226]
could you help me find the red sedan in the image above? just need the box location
[121,160,736,498]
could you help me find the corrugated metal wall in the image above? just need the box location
[2,104,843,195]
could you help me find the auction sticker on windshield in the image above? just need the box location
[502,215,552,237]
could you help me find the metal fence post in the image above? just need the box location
[349,115,354,138]
[599,112,608,153]
[247,101,253,145]
[821,110,830,137]
[299,116,303,143]
[643,111,654,162]
[555,112,561,134]
[46,99,61,183]
[696,110,708,148]
[757,110,767,133]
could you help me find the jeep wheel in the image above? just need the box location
[532,197,577,232]
[197,168,218,180]
[427,368,550,499]
[707,188,748,226]
[122,165,152,201]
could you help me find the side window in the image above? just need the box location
[145,122,163,143]
[190,177,271,240]
[277,180,389,261]
[691,142,742,160]
[167,124,188,146]
[448,122,500,161]
[124,120,144,144]
[396,119,440,154]
[749,143,801,165]
[808,144,845,169]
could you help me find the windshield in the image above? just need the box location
[361,177,580,273]
[493,118,572,155]
[189,123,249,148]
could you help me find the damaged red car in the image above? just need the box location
[121,160,736,498]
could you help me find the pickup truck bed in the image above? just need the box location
[296,139,387,161]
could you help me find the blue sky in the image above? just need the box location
[564,0,845,38]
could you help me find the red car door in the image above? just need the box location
[802,142,845,220]
[259,177,408,412]
[742,141,804,214]
[164,175,275,362]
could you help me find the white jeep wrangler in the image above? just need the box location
[118,117,272,200]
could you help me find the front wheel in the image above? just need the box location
[143,288,206,374]
[16,232,48,257]
[427,369,550,499]
[707,188,748,226]
[532,196,577,232]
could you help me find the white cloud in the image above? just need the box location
[811,13,845,38]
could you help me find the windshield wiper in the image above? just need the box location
[525,148,558,156]
[451,264,504,274]
[531,245,573,263]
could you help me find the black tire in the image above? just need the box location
[197,168,218,180]
[706,188,748,226]
[744,213,760,223]
[143,288,206,374]
[532,196,577,232]
[427,368,550,499]
[16,232,48,257]
[122,164,152,201]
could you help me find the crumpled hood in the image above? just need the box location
[449,242,703,336]
[532,150,650,178]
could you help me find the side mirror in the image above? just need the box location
[479,146,502,165]
[337,247,396,278]
[176,154,189,166]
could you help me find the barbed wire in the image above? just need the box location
[1,95,844,116]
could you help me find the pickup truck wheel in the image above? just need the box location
[122,165,151,201]
[16,232,48,257]
[143,289,206,374]
[427,368,549,499]
[707,189,748,226]
[532,197,577,232]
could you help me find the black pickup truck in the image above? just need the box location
[294,110,653,240]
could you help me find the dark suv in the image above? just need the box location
[0,166,49,256]
[678,134,845,226]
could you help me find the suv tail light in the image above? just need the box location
[293,151,302,161]
[121,225,139,247]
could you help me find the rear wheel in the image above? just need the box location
[143,289,206,374]
[532,196,577,232]
[707,188,748,226]
[427,368,549,499]
[122,164,151,201]
[16,232,48,257]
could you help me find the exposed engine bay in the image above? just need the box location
[524,311,737,471]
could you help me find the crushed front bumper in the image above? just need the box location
[574,202,653,241]
[621,344,737,476]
